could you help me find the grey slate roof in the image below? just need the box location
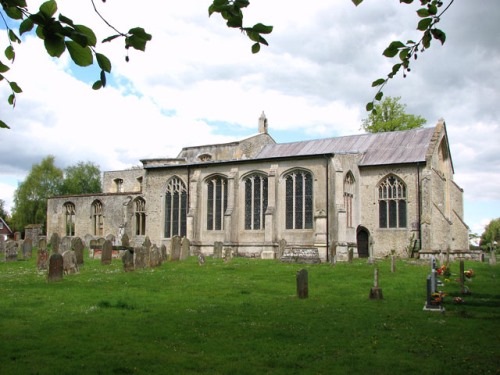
[255,126,437,166]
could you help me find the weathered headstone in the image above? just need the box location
[391,255,396,273]
[121,233,130,248]
[296,269,309,299]
[213,241,223,259]
[71,237,85,266]
[134,246,148,269]
[50,232,60,254]
[48,253,63,282]
[89,239,98,258]
[5,241,18,262]
[142,236,151,249]
[280,248,321,264]
[149,245,161,267]
[38,237,47,252]
[101,240,113,265]
[61,236,72,253]
[0,236,6,255]
[22,238,33,259]
[330,243,337,265]
[84,234,94,248]
[62,250,79,275]
[122,249,135,272]
[170,236,181,261]
[369,268,383,299]
[347,247,354,263]
[106,234,116,244]
[223,247,232,262]
[180,237,190,261]
[277,239,286,259]
[37,249,49,270]
[198,253,205,265]
[160,244,167,261]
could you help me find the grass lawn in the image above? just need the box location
[0,250,498,375]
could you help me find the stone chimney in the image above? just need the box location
[258,111,268,134]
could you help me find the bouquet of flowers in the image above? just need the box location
[464,269,475,279]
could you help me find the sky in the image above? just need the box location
[0,0,499,237]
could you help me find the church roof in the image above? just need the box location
[255,126,437,166]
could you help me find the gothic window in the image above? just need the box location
[285,170,313,230]
[114,178,123,192]
[198,153,212,162]
[378,175,407,228]
[134,197,146,236]
[91,200,104,236]
[244,174,268,230]
[206,176,227,231]
[64,202,76,236]
[164,177,187,238]
[344,172,355,228]
[137,177,143,193]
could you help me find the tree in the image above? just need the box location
[361,96,427,133]
[480,218,500,251]
[0,198,9,218]
[60,161,102,196]
[11,155,63,232]
[0,0,454,129]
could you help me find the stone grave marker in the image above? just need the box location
[62,250,79,275]
[213,241,223,259]
[14,231,21,241]
[330,243,337,265]
[170,236,181,261]
[84,234,94,248]
[22,238,33,259]
[160,244,167,262]
[223,247,232,262]
[423,274,445,312]
[369,268,383,299]
[149,245,161,267]
[198,253,205,265]
[50,232,60,254]
[101,240,113,265]
[37,248,49,271]
[72,237,85,266]
[180,237,190,261]
[296,269,309,299]
[61,236,72,253]
[5,241,18,262]
[347,247,354,263]
[122,249,135,272]
[39,237,47,252]
[121,233,130,248]
[106,234,116,244]
[0,236,6,256]
[134,246,148,269]
[89,239,98,258]
[280,248,321,264]
[48,253,63,282]
[277,239,286,259]
[391,255,396,273]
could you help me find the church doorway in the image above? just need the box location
[357,227,370,258]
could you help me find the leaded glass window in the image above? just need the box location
[244,174,268,230]
[285,171,313,230]
[134,197,146,236]
[206,176,227,231]
[378,175,407,228]
[165,177,187,238]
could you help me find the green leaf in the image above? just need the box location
[19,17,34,35]
[39,0,57,18]
[92,80,103,90]
[0,73,3,81]
[400,0,413,3]
[417,18,432,31]
[226,15,243,28]
[422,30,432,49]
[366,102,374,112]
[427,4,438,15]
[351,0,363,6]
[74,25,97,47]
[0,61,10,73]
[372,78,385,87]
[44,35,65,57]
[5,46,15,61]
[126,28,152,51]
[102,34,121,43]
[416,8,429,17]
[4,6,23,20]
[431,28,446,45]
[58,14,74,27]
[383,41,405,58]
[69,31,89,48]
[8,93,15,106]
[8,30,21,44]
[9,81,22,93]
[65,41,93,67]
[100,70,106,87]
[0,120,10,129]
[96,53,111,73]
[252,23,273,34]
[251,42,260,54]
[375,91,383,101]
[399,48,410,61]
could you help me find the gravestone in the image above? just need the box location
[50,233,61,254]
[101,240,113,265]
[296,269,308,299]
[48,253,63,282]
[122,249,135,272]
[142,236,152,249]
[71,237,85,266]
[277,239,286,259]
[14,232,21,241]
[347,248,354,263]
[180,237,190,261]
[61,236,72,253]
[423,274,444,311]
[121,233,130,248]
[134,246,148,269]
[198,253,205,265]
[149,245,161,267]
[330,243,337,265]
[280,248,321,264]
[89,239,98,258]
[223,247,232,262]
[62,250,79,275]
[160,244,167,261]
[213,241,223,259]
[170,236,181,261]
[0,236,5,253]
[369,268,383,299]
[391,255,396,273]
[84,234,94,248]
[38,237,47,252]
[5,241,18,262]
[37,249,49,271]
[22,238,33,259]
[106,234,116,244]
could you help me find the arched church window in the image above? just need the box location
[206,175,227,231]
[344,172,355,228]
[64,202,76,236]
[244,174,268,230]
[285,170,313,229]
[378,175,407,228]
[91,200,104,236]
[164,177,187,238]
[134,197,146,236]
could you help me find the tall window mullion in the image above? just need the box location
[165,177,187,238]
[378,176,407,229]
[206,176,227,231]
[285,171,313,230]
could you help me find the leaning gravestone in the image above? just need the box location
[180,237,190,261]
[71,237,85,266]
[170,236,181,261]
[122,249,134,272]
[22,238,33,259]
[5,241,18,262]
[48,253,63,282]
[101,240,113,265]
[50,233,61,254]
[296,269,309,299]
[213,241,223,259]
[62,250,79,275]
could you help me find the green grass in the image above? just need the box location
[0,251,498,375]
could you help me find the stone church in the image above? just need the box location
[46,113,469,261]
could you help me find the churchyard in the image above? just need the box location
[0,240,498,374]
